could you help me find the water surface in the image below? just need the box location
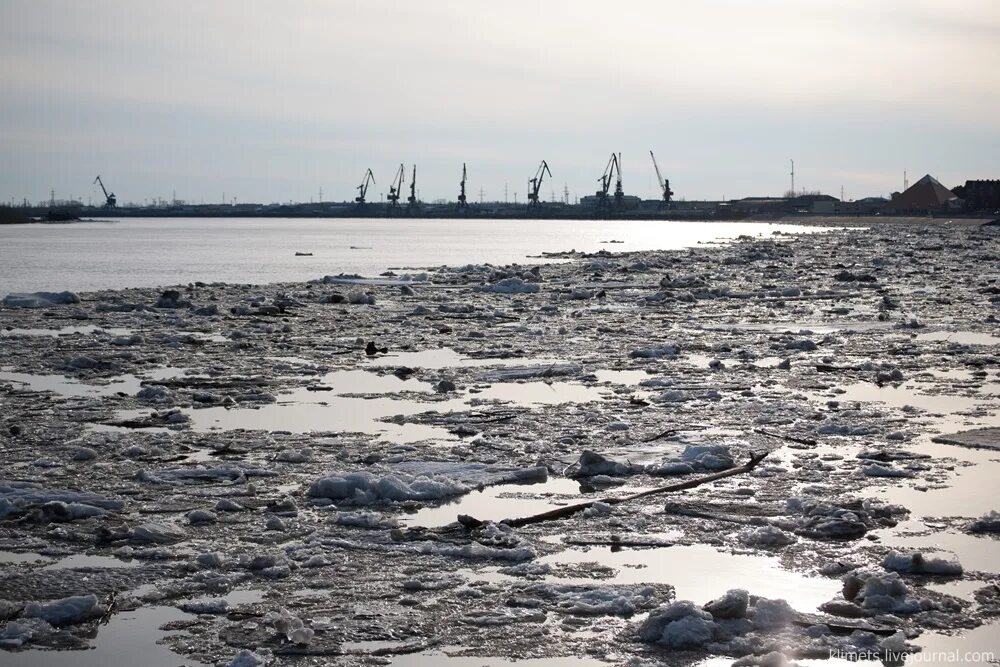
[0,217,822,293]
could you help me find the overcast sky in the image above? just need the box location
[2,0,998,205]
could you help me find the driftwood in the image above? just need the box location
[489,451,769,529]
[754,428,817,446]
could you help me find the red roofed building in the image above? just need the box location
[886,174,963,214]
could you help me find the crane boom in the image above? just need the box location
[649,151,672,203]
[458,163,467,208]
[407,165,417,207]
[387,164,404,207]
[93,175,116,208]
[527,160,551,206]
[355,168,375,204]
[650,151,664,192]
[613,152,624,208]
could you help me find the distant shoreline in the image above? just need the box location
[1,214,994,228]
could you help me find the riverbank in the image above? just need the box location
[1,221,998,666]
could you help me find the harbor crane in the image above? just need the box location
[355,168,375,205]
[595,153,621,210]
[527,160,551,207]
[407,165,417,209]
[93,175,116,208]
[613,152,624,209]
[457,163,468,209]
[387,164,404,208]
[649,151,673,204]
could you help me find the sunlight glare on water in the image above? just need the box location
[0,217,826,293]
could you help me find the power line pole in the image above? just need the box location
[789,159,795,196]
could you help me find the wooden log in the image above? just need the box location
[497,451,769,528]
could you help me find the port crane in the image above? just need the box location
[407,165,417,209]
[649,151,673,204]
[595,153,621,211]
[527,160,551,208]
[387,164,404,208]
[355,168,375,205]
[613,152,624,209]
[93,175,116,208]
[457,163,468,210]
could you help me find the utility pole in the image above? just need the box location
[903,170,908,191]
[840,185,844,201]
[479,187,484,204]
[319,187,323,203]
[790,159,795,196]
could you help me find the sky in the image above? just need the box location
[1,0,998,206]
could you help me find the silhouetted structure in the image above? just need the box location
[885,174,962,214]
[960,180,1000,212]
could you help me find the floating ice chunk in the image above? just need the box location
[3,291,80,308]
[732,651,803,667]
[137,464,276,485]
[302,555,328,568]
[275,448,312,463]
[226,649,272,667]
[630,344,681,359]
[862,463,912,478]
[817,423,872,436]
[195,552,224,569]
[131,521,185,544]
[882,551,962,576]
[187,509,218,525]
[581,501,614,518]
[648,444,735,476]
[572,450,637,478]
[417,541,535,562]
[265,515,287,531]
[215,498,244,512]
[703,589,749,619]
[0,481,124,519]
[842,569,930,614]
[333,511,400,529]
[750,598,795,630]
[347,290,375,305]
[137,386,173,403]
[524,583,658,616]
[35,501,107,522]
[461,609,546,625]
[0,618,55,648]
[307,471,468,504]
[23,594,105,626]
[70,447,98,461]
[482,277,540,294]
[265,608,314,644]
[968,511,1000,534]
[652,389,688,403]
[740,526,796,548]
[639,600,717,648]
[181,598,228,614]
[310,464,546,505]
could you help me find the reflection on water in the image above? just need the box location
[914,330,1000,346]
[404,477,585,528]
[530,543,839,612]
